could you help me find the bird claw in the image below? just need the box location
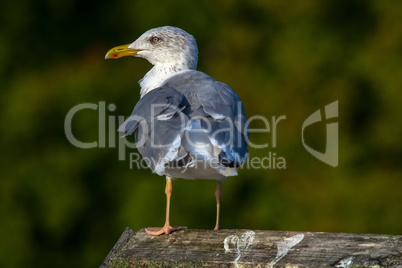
[145,225,187,236]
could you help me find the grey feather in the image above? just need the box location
[119,70,249,176]
[118,87,190,173]
[162,71,249,166]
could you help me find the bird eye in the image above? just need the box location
[151,36,161,43]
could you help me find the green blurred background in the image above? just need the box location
[1,0,402,267]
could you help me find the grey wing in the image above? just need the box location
[118,87,189,175]
[162,71,249,166]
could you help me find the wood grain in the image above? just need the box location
[101,228,402,267]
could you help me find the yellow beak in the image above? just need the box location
[105,44,141,59]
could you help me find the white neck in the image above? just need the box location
[139,65,176,97]
[139,61,197,98]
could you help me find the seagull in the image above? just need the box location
[105,26,249,236]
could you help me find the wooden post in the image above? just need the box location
[100,228,402,267]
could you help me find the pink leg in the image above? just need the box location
[145,177,187,236]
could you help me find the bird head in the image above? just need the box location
[105,26,198,70]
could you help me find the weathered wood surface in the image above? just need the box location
[101,228,402,268]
